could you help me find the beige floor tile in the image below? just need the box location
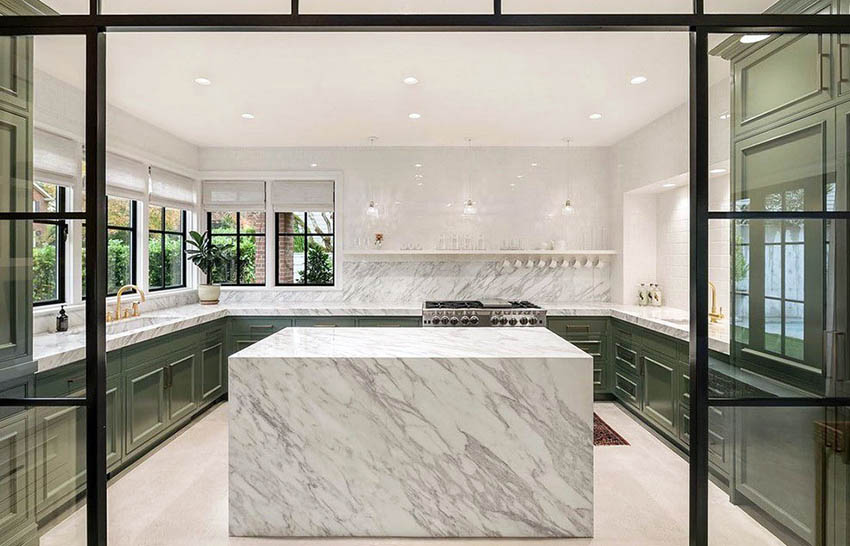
[39,402,785,546]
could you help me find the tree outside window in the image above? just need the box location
[149,206,186,291]
[82,195,137,296]
[208,211,265,285]
[33,181,66,305]
[276,211,334,286]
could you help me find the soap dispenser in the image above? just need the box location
[56,305,69,332]
[638,283,649,306]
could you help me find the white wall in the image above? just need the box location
[621,194,657,306]
[201,146,614,253]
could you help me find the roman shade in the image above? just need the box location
[33,129,80,186]
[106,152,148,201]
[202,180,265,210]
[269,180,334,212]
[150,166,196,209]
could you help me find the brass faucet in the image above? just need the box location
[708,281,725,323]
[109,284,145,322]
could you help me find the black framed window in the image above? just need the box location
[148,206,186,291]
[275,211,334,286]
[32,181,67,305]
[207,211,266,286]
[82,195,138,297]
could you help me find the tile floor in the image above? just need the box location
[40,402,785,546]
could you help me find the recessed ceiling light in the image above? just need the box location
[408,113,421,120]
[414,163,422,168]
[630,76,647,85]
[531,162,539,167]
[414,174,424,179]
[446,202,452,207]
[719,112,730,120]
[662,182,677,188]
[310,163,318,168]
[417,182,423,186]
[241,113,255,120]
[710,168,727,174]
[516,174,524,179]
[509,183,516,187]
[403,76,419,85]
[193,77,211,86]
[740,34,770,44]
[589,113,603,120]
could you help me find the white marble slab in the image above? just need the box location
[228,327,594,538]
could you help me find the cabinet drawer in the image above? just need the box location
[641,330,680,361]
[614,371,639,409]
[229,317,291,336]
[593,367,605,389]
[570,339,604,358]
[35,355,120,398]
[548,317,607,338]
[356,317,421,328]
[123,330,198,371]
[294,317,357,328]
[614,343,638,374]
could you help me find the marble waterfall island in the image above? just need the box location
[228,327,594,538]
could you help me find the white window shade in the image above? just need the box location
[269,180,334,212]
[150,167,196,209]
[106,153,148,201]
[202,180,266,210]
[33,129,80,186]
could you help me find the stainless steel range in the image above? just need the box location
[422,299,546,327]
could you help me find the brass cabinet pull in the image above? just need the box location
[314,324,337,328]
[249,324,274,330]
[841,42,850,83]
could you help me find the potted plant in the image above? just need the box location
[186,230,227,305]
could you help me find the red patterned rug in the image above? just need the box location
[594,413,629,446]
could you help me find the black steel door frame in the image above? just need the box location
[1,2,850,545]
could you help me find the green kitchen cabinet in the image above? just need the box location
[228,317,292,355]
[125,359,167,456]
[640,348,678,436]
[0,379,35,546]
[0,36,31,113]
[547,317,610,394]
[164,351,197,426]
[199,320,226,404]
[732,32,834,137]
[293,317,357,328]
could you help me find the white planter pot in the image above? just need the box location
[198,284,221,305]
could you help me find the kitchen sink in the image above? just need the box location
[106,316,172,335]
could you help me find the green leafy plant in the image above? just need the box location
[186,230,227,283]
[296,241,333,284]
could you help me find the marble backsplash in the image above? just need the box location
[220,258,612,304]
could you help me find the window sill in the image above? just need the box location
[32,286,198,319]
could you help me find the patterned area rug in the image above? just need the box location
[594,413,629,446]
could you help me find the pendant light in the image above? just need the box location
[366,136,380,219]
[462,137,477,216]
[562,137,576,216]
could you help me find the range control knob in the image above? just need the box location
[519,316,528,325]
[460,316,470,325]
[470,315,480,325]
[499,316,508,325]
[441,316,450,325]
[508,317,518,326]
[450,316,459,326]
[490,316,500,325]
[528,317,537,325]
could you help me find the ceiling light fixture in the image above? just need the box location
[662,182,677,188]
[241,113,255,120]
[414,163,422,168]
[366,136,380,219]
[740,34,770,44]
[531,162,539,167]
[403,76,419,85]
[516,174,524,179]
[463,137,478,216]
[719,112,730,120]
[710,168,727,174]
[310,163,318,168]
[562,137,576,216]
[408,113,421,120]
[630,76,648,85]
[194,77,211,86]
[589,113,603,120]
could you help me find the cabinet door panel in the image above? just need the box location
[0,110,30,369]
[201,342,224,403]
[0,36,30,112]
[166,354,196,424]
[642,355,677,433]
[0,412,30,538]
[735,33,833,135]
[35,397,85,519]
[126,365,166,454]
[105,377,122,471]
[614,372,640,410]
[294,317,357,328]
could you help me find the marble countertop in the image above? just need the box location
[32,301,730,373]
[233,327,590,360]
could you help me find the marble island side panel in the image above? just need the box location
[228,328,594,538]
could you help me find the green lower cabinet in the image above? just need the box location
[293,317,357,328]
[641,351,678,436]
[200,339,225,404]
[34,392,85,521]
[355,317,421,327]
[613,370,641,411]
[165,353,197,425]
[547,317,610,395]
[0,409,35,546]
[125,360,167,456]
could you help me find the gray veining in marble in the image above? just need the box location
[228,327,594,538]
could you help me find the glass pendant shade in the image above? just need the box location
[366,200,379,218]
[562,199,575,215]
[463,199,477,216]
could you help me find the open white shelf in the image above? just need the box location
[345,249,617,257]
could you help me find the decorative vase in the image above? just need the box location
[198,284,221,305]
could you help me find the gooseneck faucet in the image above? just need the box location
[708,281,725,323]
[107,284,145,322]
